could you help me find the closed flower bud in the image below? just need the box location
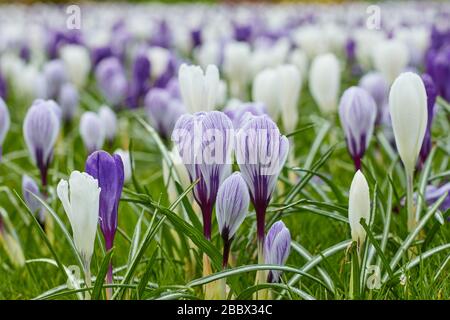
[358,72,389,124]
[43,59,67,100]
[309,53,340,114]
[389,72,427,174]
[58,83,79,122]
[178,64,219,113]
[23,100,60,186]
[216,172,249,241]
[57,170,100,266]
[60,44,91,88]
[0,98,10,159]
[144,88,186,140]
[22,175,44,223]
[224,101,267,129]
[264,221,291,283]
[252,68,279,120]
[348,170,370,246]
[114,149,132,183]
[338,87,377,170]
[223,41,252,99]
[373,39,409,84]
[95,57,127,107]
[98,105,117,144]
[79,111,105,154]
[277,64,301,133]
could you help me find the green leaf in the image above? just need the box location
[91,248,114,300]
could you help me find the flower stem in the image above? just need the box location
[406,171,416,232]
[83,263,92,300]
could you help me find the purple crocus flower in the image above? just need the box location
[191,28,202,48]
[338,87,377,171]
[43,59,67,100]
[264,221,291,283]
[0,98,10,160]
[233,22,253,43]
[224,102,267,129]
[91,45,114,68]
[216,172,250,268]
[424,183,450,213]
[57,83,79,122]
[85,150,124,287]
[95,57,128,107]
[359,72,389,124]
[418,74,438,168]
[427,45,450,102]
[23,100,60,187]
[235,114,289,254]
[153,53,177,89]
[125,50,151,109]
[0,71,7,99]
[22,175,44,224]
[144,88,186,140]
[151,20,172,49]
[172,111,234,239]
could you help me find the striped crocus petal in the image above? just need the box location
[172,111,234,239]
[338,86,377,171]
[264,221,291,283]
[235,114,289,242]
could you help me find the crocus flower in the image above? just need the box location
[309,53,341,114]
[252,68,279,120]
[264,221,291,283]
[144,88,186,140]
[58,83,79,122]
[172,111,234,239]
[338,87,377,170]
[348,170,370,247]
[85,150,124,291]
[235,114,289,260]
[358,72,389,124]
[0,98,10,160]
[0,210,25,268]
[389,72,427,231]
[223,41,252,99]
[427,45,450,102]
[224,101,267,129]
[178,64,220,113]
[373,39,409,84]
[57,170,101,293]
[423,183,450,213]
[216,172,250,268]
[114,149,132,183]
[418,74,437,168]
[0,71,7,99]
[98,106,117,145]
[95,57,128,107]
[23,100,60,187]
[43,59,67,100]
[277,64,301,134]
[126,49,151,108]
[79,111,105,154]
[59,44,91,89]
[22,175,44,224]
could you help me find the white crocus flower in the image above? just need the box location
[57,171,100,281]
[348,170,370,246]
[277,64,302,133]
[252,68,279,120]
[223,41,252,99]
[309,53,341,114]
[372,39,409,84]
[60,44,91,88]
[178,64,220,113]
[114,149,132,183]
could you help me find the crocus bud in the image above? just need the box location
[358,72,389,124]
[235,115,289,248]
[309,53,340,114]
[95,57,128,107]
[223,41,251,99]
[178,64,219,113]
[43,59,67,100]
[144,88,186,140]
[373,39,409,84]
[85,151,124,251]
[389,72,427,174]
[288,48,308,78]
[0,98,10,160]
[58,83,79,122]
[338,87,377,170]
[114,149,132,183]
[216,172,249,242]
[348,170,370,246]
[224,101,267,129]
[172,111,234,239]
[277,65,301,133]
[79,111,105,154]
[252,68,279,120]
[57,171,100,269]
[418,74,437,167]
[22,175,44,223]
[23,100,60,186]
[60,44,91,88]
[264,221,291,283]
[98,106,117,144]
[0,71,7,99]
